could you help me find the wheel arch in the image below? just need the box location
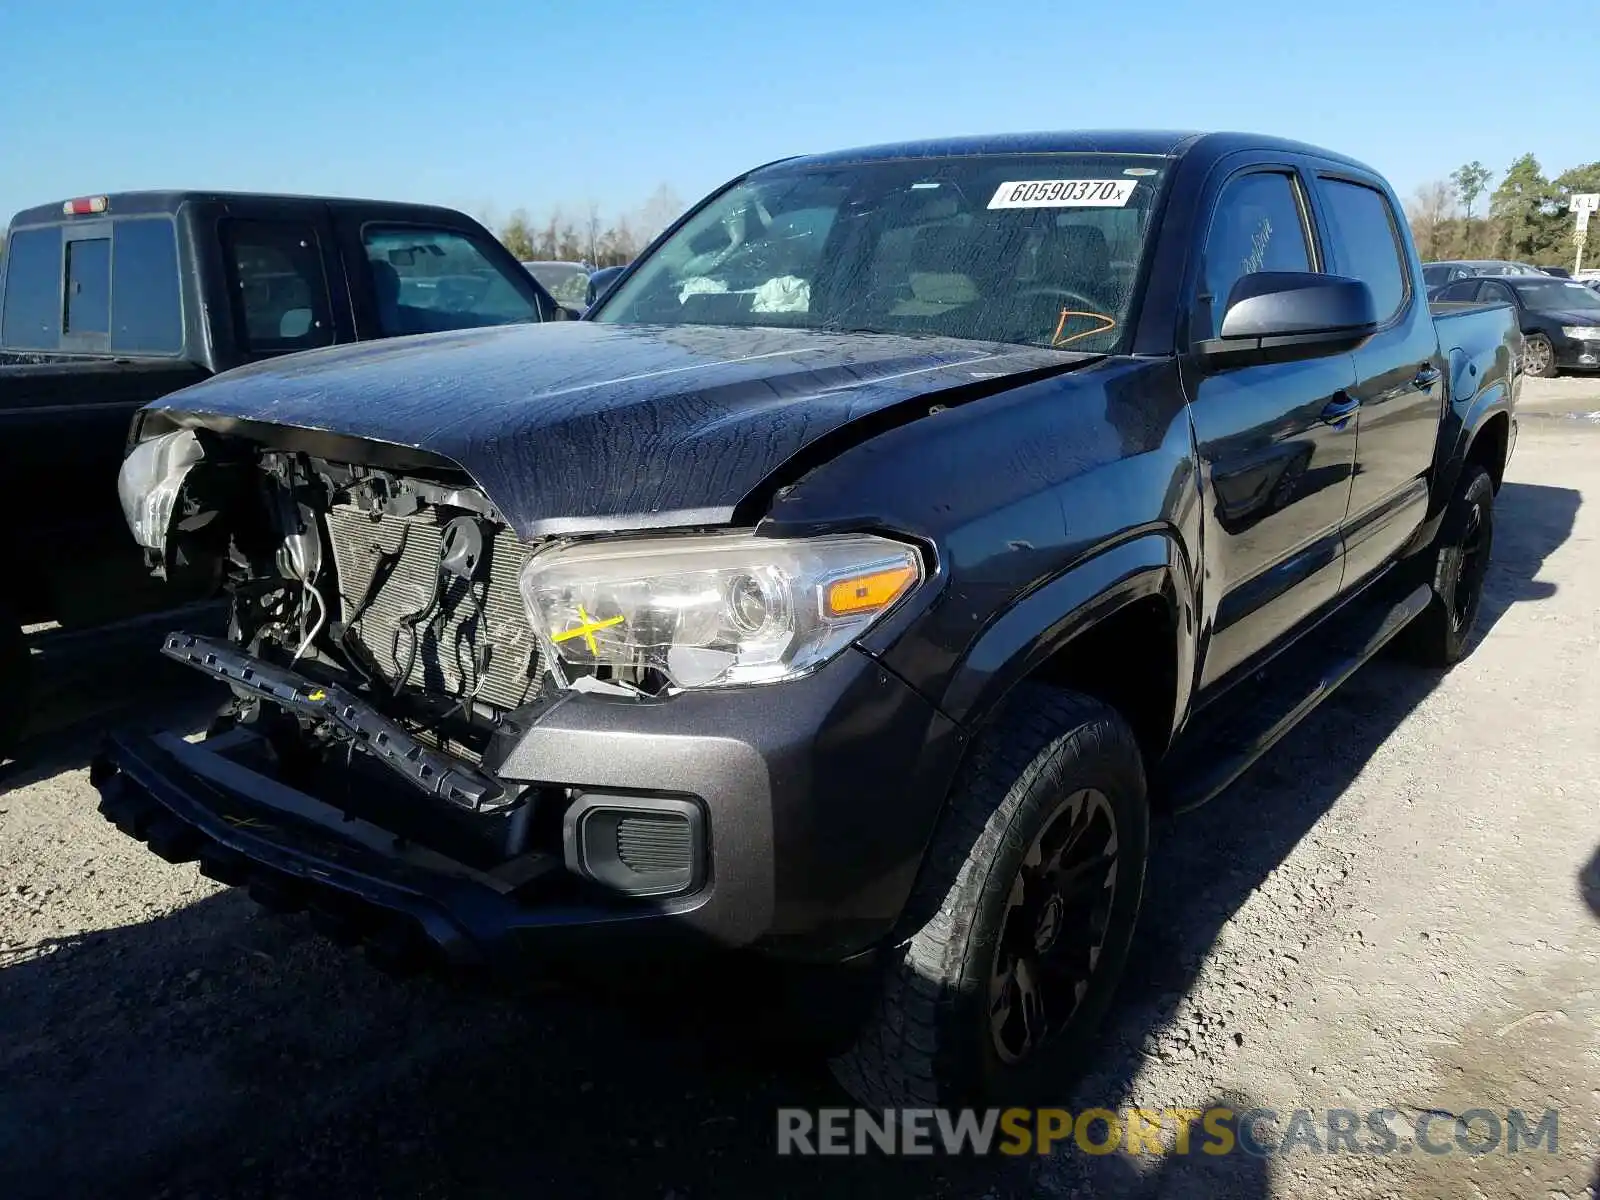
[938,529,1197,765]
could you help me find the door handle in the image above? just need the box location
[1319,392,1361,425]
[1413,363,1442,388]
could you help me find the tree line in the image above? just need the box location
[486,183,685,266]
[1406,155,1600,266]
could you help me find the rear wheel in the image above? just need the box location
[1401,463,1495,667]
[1523,333,1556,378]
[830,686,1148,1107]
[0,605,28,763]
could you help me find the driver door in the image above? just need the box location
[1180,164,1360,692]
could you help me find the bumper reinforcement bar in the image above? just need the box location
[161,631,507,811]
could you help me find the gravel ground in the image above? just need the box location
[2,390,1598,1200]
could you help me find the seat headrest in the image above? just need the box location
[370,259,401,307]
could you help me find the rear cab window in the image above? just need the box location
[221,220,334,355]
[362,226,542,336]
[1,216,183,355]
[1315,178,1409,322]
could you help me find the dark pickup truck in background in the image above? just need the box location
[93,131,1518,1106]
[0,190,564,756]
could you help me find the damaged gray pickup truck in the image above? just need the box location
[95,130,1519,1106]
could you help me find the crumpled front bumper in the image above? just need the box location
[92,637,966,967]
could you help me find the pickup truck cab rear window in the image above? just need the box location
[1,217,184,355]
[1316,178,1408,322]
[591,152,1171,352]
[363,226,541,336]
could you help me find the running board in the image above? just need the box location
[1157,582,1433,813]
[160,632,508,812]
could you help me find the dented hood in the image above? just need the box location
[149,322,1091,538]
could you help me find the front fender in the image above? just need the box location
[938,529,1197,735]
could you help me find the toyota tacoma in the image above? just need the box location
[93,131,1520,1105]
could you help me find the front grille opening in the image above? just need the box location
[324,503,544,713]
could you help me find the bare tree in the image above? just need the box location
[639,184,686,242]
[584,200,602,266]
[1405,181,1456,262]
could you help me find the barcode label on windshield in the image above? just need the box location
[988,179,1137,209]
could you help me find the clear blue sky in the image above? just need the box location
[2,0,1596,228]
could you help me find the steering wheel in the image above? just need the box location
[1016,285,1109,314]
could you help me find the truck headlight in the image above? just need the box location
[1561,325,1600,340]
[116,429,203,553]
[519,531,924,690]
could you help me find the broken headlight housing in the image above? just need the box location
[117,428,203,553]
[519,531,923,690]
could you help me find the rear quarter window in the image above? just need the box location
[1,225,64,350]
[1318,179,1408,321]
[221,220,335,355]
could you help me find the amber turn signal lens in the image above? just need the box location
[824,564,917,617]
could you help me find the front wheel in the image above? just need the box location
[1523,333,1557,378]
[1400,463,1495,667]
[831,686,1149,1107]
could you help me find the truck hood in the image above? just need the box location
[149,322,1094,538]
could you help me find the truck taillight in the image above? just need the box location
[62,196,109,215]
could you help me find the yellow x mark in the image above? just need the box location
[551,605,624,656]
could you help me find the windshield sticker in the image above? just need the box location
[988,179,1137,209]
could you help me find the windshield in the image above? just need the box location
[591,153,1171,352]
[525,262,591,308]
[1513,279,1600,312]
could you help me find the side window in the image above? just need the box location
[221,220,334,354]
[0,225,64,350]
[1435,281,1475,302]
[1317,179,1408,322]
[111,218,183,354]
[1422,264,1449,288]
[64,236,112,337]
[1479,281,1512,305]
[362,226,540,337]
[1198,172,1313,339]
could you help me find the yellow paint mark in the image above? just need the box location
[551,605,624,656]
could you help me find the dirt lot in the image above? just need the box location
[2,386,1597,1200]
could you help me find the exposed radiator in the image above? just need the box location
[324,503,544,713]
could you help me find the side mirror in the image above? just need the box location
[1196,272,1378,370]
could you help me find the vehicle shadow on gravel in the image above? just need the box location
[0,892,1047,1200]
[1046,477,1580,1194]
[1580,844,1600,922]
[0,630,216,792]
[0,481,1578,1200]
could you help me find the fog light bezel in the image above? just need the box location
[561,792,705,898]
